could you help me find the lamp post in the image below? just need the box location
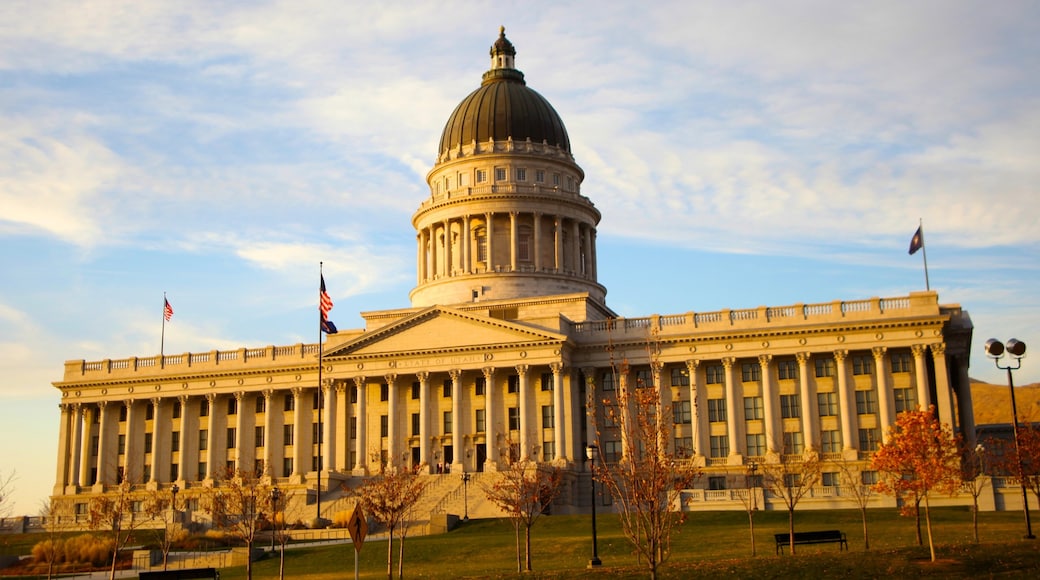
[170,483,179,525]
[585,444,602,568]
[985,338,1035,539]
[745,461,758,556]
[461,472,471,521]
[270,487,280,550]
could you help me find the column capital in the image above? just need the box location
[383,373,398,385]
[833,349,848,362]
[758,354,773,368]
[795,352,811,365]
[514,364,529,376]
[234,391,245,401]
[262,389,274,400]
[351,376,366,389]
[483,366,496,380]
[321,379,334,391]
[550,362,564,374]
[929,343,946,357]
[205,392,217,403]
[721,357,735,369]
[449,368,462,381]
[151,397,161,408]
[650,360,663,373]
[416,371,429,382]
[685,359,700,373]
[871,346,888,360]
[911,344,928,358]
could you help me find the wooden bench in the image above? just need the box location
[774,530,848,554]
[139,568,220,579]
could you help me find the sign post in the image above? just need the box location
[346,506,368,580]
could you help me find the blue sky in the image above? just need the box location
[1,1,1038,515]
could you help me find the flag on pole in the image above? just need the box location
[908,225,924,255]
[320,275,337,334]
[163,298,174,321]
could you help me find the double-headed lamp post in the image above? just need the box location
[271,487,281,550]
[170,483,179,525]
[985,338,1035,539]
[585,444,602,568]
[461,473,471,522]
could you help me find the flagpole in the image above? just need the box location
[317,262,324,522]
[919,218,931,291]
[161,292,167,359]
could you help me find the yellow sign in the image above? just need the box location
[346,506,367,551]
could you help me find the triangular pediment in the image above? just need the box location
[324,306,567,359]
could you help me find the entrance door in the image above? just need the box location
[476,445,487,471]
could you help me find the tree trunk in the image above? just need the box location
[398,528,406,580]
[245,538,253,580]
[524,524,532,571]
[748,510,756,556]
[860,506,870,550]
[914,499,923,546]
[515,523,521,573]
[924,495,936,562]
[972,497,980,543]
[788,508,796,555]
[386,528,394,580]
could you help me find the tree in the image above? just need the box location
[835,456,875,550]
[204,467,273,580]
[0,469,14,519]
[35,498,74,580]
[356,463,430,580]
[871,406,961,562]
[482,457,562,573]
[87,475,154,580]
[728,464,762,556]
[144,487,184,570]
[960,439,991,544]
[593,353,700,580]
[1012,420,1040,507]
[761,448,822,555]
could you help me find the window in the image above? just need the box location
[475,409,486,433]
[198,430,208,451]
[256,396,266,414]
[119,406,127,422]
[891,352,912,373]
[518,227,531,261]
[709,435,729,458]
[822,472,840,486]
[821,430,842,453]
[670,367,689,387]
[475,377,486,396]
[312,423,322,444]
[535,169,545,182]
[780,394,800,418]
[495,167,506,181]
[380,384,389,402]
[411,382,420,400]
[171,432,180,452]
[542,405,555,429]
[516,168,527,181]
[283,458,293,478]
[859,428,881,451]
[284,394,294,412]
[443,411,452,434]
[603,440,622,463]
[312,391,322,410]
[815,358,836,377]
[855,389,878,414]
[784,474,803,488]
[476,169,487,183]
[146,404,154,421]
[283,424,294,446]
[861,470,879,485]
[553,173,561,186]
[144,433,153,454]
[708,399,727,423]
[673,400,692,424]
[198,462,207,478]
[540,372,553,391]
[226,428,236,449]
[172,401,181,419]
[255,459,265,476]
[674,436,693,458]
[507,375,519,394]
[200,399,210,417]
[743,397,764,420]
[708,476,727,490]
[349,417,356,439]
[255,426,265,447]
[817,392,839,417]
[894,388,915,413]
[170,464,178,481]
[741,363,761,382]
[508,407,520,431]
[783,431,804,454]
[852,356,873,375]
[635,369,654,388]
[411,413,420,436]
[227,397,237,415]
[778,360,799,380]
[118,434,126,454]
[380,415,389,438]
[443,380,452,398]
[476,229,487,262]
[746,433,766,456]
[601,372,615,391]
[706,364,725,384]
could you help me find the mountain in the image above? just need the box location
[971,379,1040,426]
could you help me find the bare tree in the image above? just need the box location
[728,463,762,556]
[204,466,273,580]
[761,448,822,555]
[356,462,430,580]
[482,457,562,573]
[87,475,155,580]
[143,486,182,570]
[35,498,74,580]
[835,456,874,550]
[0,469,14,519]
[960,439,992,544]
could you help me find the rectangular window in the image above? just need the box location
[894,388,915,412]
[226,428,236,449]
[539,440,553,461]
[170,464,178,481]
[516,168,527,181]
[172,401,181,419]
[674,436,693,458]
[891,352,912,373]
[171,432,180,452]
[284,394,294,412]
[708,399,727,423]
[350,386,358,403]
[817,392,839,417]
[508,407,520,431]
[709,435,729,458]
[780,394,800,418]
[540,372,553,391]
[227,397,237,415]
[349,417,357,439]
[706,364,725,384]
[783,431,804,454]
[495,167,506,181]
[146,404,154,421]
[443,411,452,434]
[198,462,207,478]
[778,360,799,380]
[380,415,389,438]
[535,169,545,182]
[312,422,323,445]
[198,430,207,451]
[475,377,486,396]
[411,382,420,400]
[601,373,615,391]
[855,389,878,414]
[283,424,294,446]
[821,430,842,453]
[743,397,764,420]
[255,426,264,448]
[708,476,727,490]
[411,413,420,436]
[117,435,126,455]
[635,369,654,388]
[475,409,486,433]
[542,405,555,429]
[822,472,840,487]
[476,169,487,183]
[815,358,836,377]
[200,399,210,417]
[861,471,879,485]
[741,363,761,382]
[443,380,452,398]
[670,367,689,387]
[312,391,322,410]
[553,173,561,186]
[119,406,127,422]
[603,440,622,463]
[852,356,873,375]
[746,433,766,457]
[673,400,692,424]
[282,458,293,478]
[508,375,519,393]
[256,396,266,414]
[784,473,803,488]
[859,428,881,451]
[380,383,389,402]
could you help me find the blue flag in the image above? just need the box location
[908,225,924,255]
[321,318,338,334]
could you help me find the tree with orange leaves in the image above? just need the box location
[871,407,961,562]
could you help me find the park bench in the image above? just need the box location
[139,568,220,579]
[774,530,848,554]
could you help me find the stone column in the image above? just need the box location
[417,372,430,471]
[590,230,598,281]
[873,347,895,442]
[450,369,463,472]
[462,215,471,273]
[930,343,955,427]
[955,356,976,447]
[835,350,858,456]
[123,399,137,482]
[54,404,73,492]
[796,353,818,451]
[650,361,665,455]
[533,212,542,271]
[323,381,337,472]
[485,212,494,271]
[150,398,164,484]
[570,220,580,273]
[911,344,931,409]
[582,225,593,277]
[416,232,423,285]
[553,217,563,271]
[516,364,531,460]
[205,394,218,480]
[443,219,452,275]
[95,401,111,487]
[70,404,83,487]
[234,392,249,473]
[177,396,191,483]
[509,212,518,271]
[483,367,497,470]
[385,373,399,467]
[686,360,707,460]
[79,405,93,486]
[551,362,568,462]
[290,388,305,477]
[582,367,599,450]
[759,355,778,455]
[723,357,743,462]
[353,379,367,474]
[262,390,276,477]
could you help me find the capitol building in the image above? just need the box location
[51,29,976,520]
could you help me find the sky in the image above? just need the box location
[1,0,1037,516]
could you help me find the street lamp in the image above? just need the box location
[985,338,1035,539]
[585,444,602,568]
[170,483,179,525]
[461,473,471,522]
[270,487,280,550]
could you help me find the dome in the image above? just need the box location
[437,28,571,156]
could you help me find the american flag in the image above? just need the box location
[319,275,334,320]
[163,299,174,321]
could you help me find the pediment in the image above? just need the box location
[324,306,567,359]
